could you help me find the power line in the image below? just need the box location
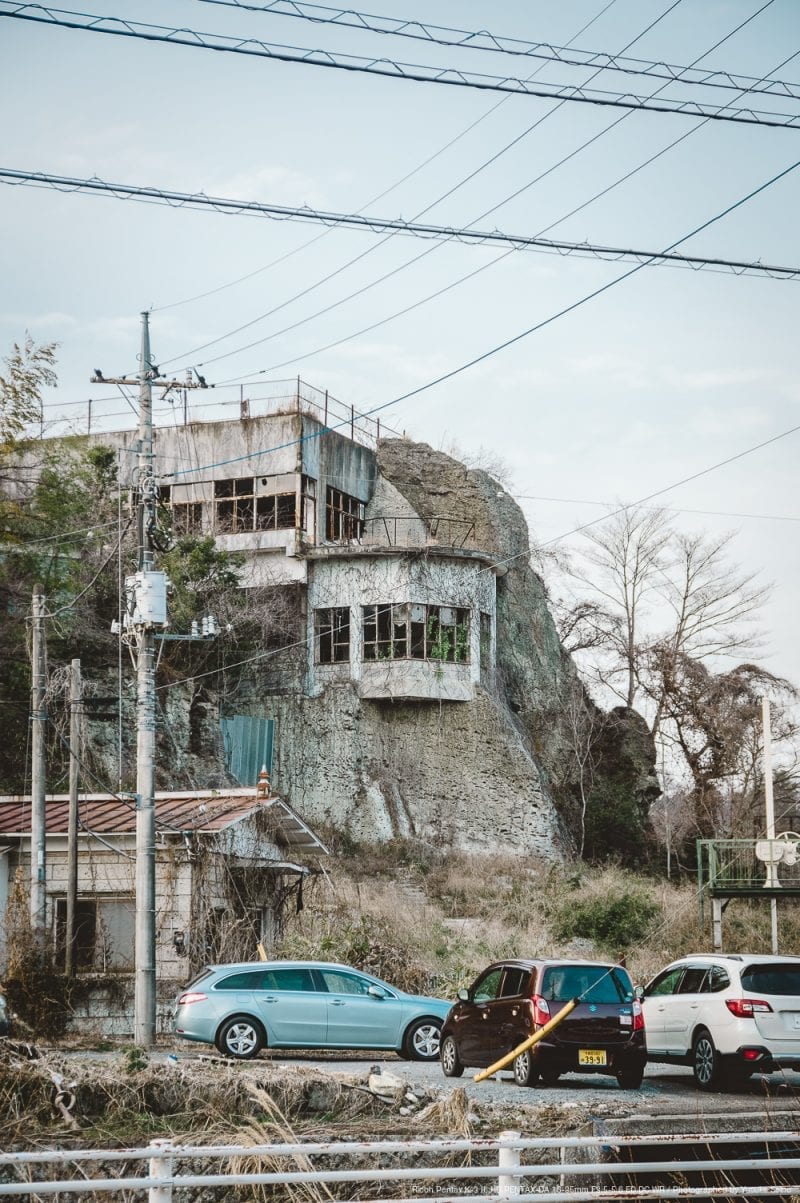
[515,495,800,525]
[4,4,800,130]
[163,0,781,375]
[160,0,648,367]
[206,4,790,383]
[152,0,620,313]
[3,168,797,281]
[193,0,800,103]
[161,154,800,482]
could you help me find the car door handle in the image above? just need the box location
[330,999,346,1006]
[259,996,278,1004]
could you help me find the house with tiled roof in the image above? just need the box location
[0,773,327,1034]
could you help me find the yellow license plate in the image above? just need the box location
[578,1049,607,1066]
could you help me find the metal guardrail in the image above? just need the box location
[2,1130,800,1200]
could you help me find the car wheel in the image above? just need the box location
[692,1031,723,1091]
[440,1035,464,1078]
[513,1049,538,1088]
[539,1065,561,1087]
[616,1065,644,1090]
[216,1016,265,1060]
[403,1017,442,1061]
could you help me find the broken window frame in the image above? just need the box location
[171,502,204,535]
[214,477,255,533]
[325,485,365,542]
[256,492,296,531]
[362,604,470,663]
[315,606,351,664]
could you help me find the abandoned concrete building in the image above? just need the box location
[82,383,658,862]
[18,382,659,865]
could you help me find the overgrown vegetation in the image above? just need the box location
[276,840,800,993]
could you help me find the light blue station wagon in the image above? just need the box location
[173,960,452,1060]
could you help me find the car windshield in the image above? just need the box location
[541,965,634,1004]
[740,963,800,995]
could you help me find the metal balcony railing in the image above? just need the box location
[360,514,477,549]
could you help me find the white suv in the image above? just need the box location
[642,954,800,1090]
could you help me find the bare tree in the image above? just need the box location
[647,654,796,838]
[647,530,770,739]
[562,680,600,858]
[567,506,672,707]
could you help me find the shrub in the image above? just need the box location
[553,890,658,951]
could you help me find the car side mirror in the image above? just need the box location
[367,985,386,999]
[457,988,470,1002]
[634,985,645,1000]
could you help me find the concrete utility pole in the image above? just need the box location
[91,317,209,1045]
[135,310,158,1045]
[65,658,82,978]
[29,585,47,948]
[763,696,778,954]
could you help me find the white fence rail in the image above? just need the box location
[1,1130,799,1199]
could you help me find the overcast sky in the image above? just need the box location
[2,0,798,689]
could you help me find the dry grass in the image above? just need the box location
[281,845,800,995]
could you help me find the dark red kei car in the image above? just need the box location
[439,958,646,1089]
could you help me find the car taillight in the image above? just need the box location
[726,998,773,1017]
[531,994,551,1027]
[177,991,208,1005]
[632,999,645,1031]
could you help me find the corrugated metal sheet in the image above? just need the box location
[221,715,274,787]
[0,791,328,853]
[0,792,260,835]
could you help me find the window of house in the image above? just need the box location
[215,477,255,533]
[54,896,134,972]
[256,493,296,530]
[315,607,350,664]
[362,604,470,663]
[325,486,365,542]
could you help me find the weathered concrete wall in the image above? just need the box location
[266,684,566,859]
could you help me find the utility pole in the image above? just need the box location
[763,696,778,954]
[29,585,47,950]
[65,658,82,978]
[91,318,209,1045]
[134,310,158,1046]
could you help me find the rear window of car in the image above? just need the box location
[741,963,800,995]
[541,965,634,1004]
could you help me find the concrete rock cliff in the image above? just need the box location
[258,439,656,859]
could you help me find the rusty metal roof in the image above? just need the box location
[0,790,328,853]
